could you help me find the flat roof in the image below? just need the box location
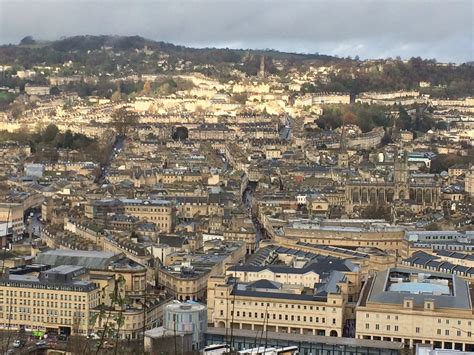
[366,267,472,310]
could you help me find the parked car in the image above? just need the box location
[88,333,100,340]
[36,340,47,347]
[13,340,26,348]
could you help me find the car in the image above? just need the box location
[58,334,68,341]
[36,340,47,347]
[88,333,100,340]
[13,340,25,348]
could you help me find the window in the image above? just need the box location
[445,330,449,336]
[375,324,379,330]
[365,323,369,330]
[416,327,420,334]
[387,325,390,331]
[394,326,399,332]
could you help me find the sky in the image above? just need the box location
[0,0,473,63]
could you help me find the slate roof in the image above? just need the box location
[36,249,117,269]
[246,279,282,290]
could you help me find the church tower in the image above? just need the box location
[466,164,474,199]
[338,125,349,168]
[259,55,265,79]
[394,150,409,200]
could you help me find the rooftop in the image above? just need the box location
[364,267,472,310]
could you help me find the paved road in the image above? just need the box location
[26,211,42,238]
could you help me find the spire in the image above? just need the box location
[259,55,265,79]
[340,124,347,152]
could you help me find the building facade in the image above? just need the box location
[356,267,474,351]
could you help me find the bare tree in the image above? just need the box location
[110,109,138,137]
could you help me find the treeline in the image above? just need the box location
[314,104,391,132]
[312,104,441,137]
[302,57,474,98]
[0,35,326,75]
[1,36,472,98]
[64,77,195,99]
[0,124,108,163]
[430,153,474,174]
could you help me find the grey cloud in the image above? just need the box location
[0,0,472,62]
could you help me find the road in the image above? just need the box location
[242,181,265,242]
[95,135,124,185]
[280,115,292,141]
[26,210,42,238]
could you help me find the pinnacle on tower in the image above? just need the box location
[259,55,265,78]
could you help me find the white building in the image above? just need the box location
[164,301,207,349]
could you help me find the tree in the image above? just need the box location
[111,108,138,136]
[430,154,470,173]
[63,130,74,149]
[20,36,35,45]
[172,126,188,141]
[425,222,440,231]
[111,90,122,102]
[361,204,391,221]
[111,81,123,102]
[142,80,152,96]
[49,86,60,96]
[11,102,25,119]
[42,124,59,143]
[342,112,357,125]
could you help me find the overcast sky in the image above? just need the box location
[0,0,473,63]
